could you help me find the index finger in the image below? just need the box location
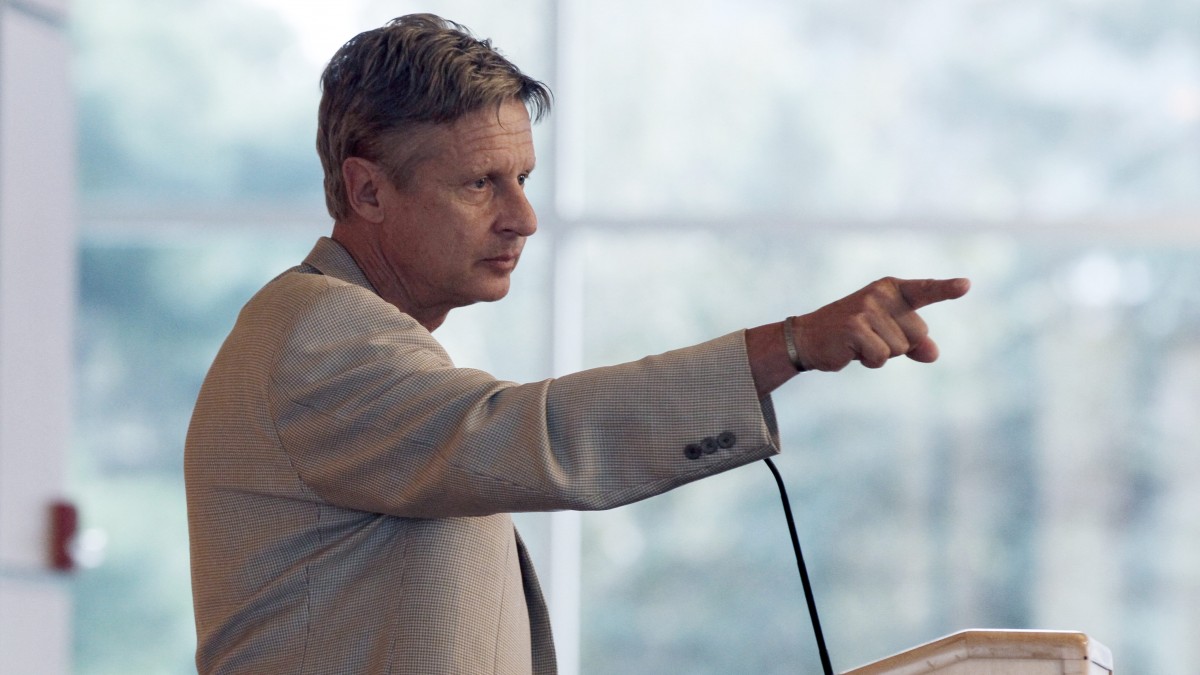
[897,277,971,310]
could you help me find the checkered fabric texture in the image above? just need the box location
[185,237,781,673]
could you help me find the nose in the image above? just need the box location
[497,189,537,237]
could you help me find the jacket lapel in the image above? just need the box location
[515,527,558,674]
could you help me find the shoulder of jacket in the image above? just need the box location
[259,266,433,337]
[248,265,374,310]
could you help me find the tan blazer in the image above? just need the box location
[185,238,781,674]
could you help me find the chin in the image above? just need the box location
[470,279,512,304]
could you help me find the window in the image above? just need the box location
[72,1,1200,673]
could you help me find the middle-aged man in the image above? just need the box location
[186,13,970,674]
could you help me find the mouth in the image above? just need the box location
[481,253,521,272]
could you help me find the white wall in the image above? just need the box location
[0,0,75,673]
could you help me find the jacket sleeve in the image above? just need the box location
[269,277,781,518]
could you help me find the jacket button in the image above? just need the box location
[684,444,703,460]
[701,437,719,454]
[717,431,736,449]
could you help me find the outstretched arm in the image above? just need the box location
[746,277,971,398]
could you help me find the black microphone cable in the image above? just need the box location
[764,457,834,675]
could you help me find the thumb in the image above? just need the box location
[898,277,970,310]
[906,336,940,363]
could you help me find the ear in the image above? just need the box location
[342,157,389,223]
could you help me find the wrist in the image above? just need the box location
[781,316,807,372]
[745,322,801,398]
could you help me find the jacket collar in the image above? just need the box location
[302,237,378,294]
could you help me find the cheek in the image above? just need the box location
[437,208,491,252]
[420,224,476,270]
[404,200,490,263]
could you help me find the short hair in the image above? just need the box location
[316,14,553,221]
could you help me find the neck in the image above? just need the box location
[331,221,450,332]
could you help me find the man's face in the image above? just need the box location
[373,99,537,322]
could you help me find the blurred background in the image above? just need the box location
[52,0,1200,672]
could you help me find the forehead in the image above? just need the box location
[453,100,533,145]
[422,100,535,171]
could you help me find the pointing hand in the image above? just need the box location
[790,277,970,372]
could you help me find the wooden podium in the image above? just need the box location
[841,630,1113,674]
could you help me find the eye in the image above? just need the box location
[471,177,489,190]
[517,174,529,187]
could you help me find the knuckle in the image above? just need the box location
[847,314,872,333]
[864,283,895,305]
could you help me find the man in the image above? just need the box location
[185,13,969,674]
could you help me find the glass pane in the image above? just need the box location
[72,232,316,673]
[571,0,1200,221]
[73,0,552,210]
[575,228,1200,674]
